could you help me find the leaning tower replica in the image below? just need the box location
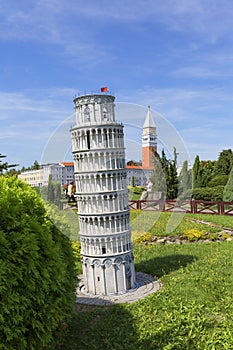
[71,93,136,295]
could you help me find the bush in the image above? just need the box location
[211,186,224,201]
[192,186,224,201]
[128,186,144,195]
[0,176,76,350]
[128,186,145,200]
[132,231,153,244]
[207,175,229,187]
[183,229,206,241]
[71,241,82,274]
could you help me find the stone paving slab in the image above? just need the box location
[76,272,162,306]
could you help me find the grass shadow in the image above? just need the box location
[135,253,196,278]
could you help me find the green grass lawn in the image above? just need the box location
[130,211,221,236]
[186,213,233,229]
[52,212,233,350]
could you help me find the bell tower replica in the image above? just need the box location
[71,93,136,295]
[142,106,157,169]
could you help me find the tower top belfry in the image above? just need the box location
[142,106,157,169]
[73,94,116,126]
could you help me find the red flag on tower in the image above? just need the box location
[101,86,108,92]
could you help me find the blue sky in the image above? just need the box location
[1,0,233,169]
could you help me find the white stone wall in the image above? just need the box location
[126,168,153,186]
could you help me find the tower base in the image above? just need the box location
[76,272,162,305]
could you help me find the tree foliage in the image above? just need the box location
[178,160,192,194]
[32,160,40,170]
[150,152,167,194]
[223,167,233,202]
[0,176,76,349]
[17,159,41,174]
[192,186,224,201]
[131,175,135,187]
[0,154,18,174]
[199,160,216,187]
[207,174,229,187]
[192,155,202,188]
[215,149,233,175]
[151,149,178,199]
[38,175,62,208]
[191,149,233,200]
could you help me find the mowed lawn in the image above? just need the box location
[53,212,233,350]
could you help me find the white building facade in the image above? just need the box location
[18,168,44,187]
[18,162,75,187]
[71,93,136,295]
[126,166,153,187]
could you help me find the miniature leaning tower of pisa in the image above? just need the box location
[71,93,136,295]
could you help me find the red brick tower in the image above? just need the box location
[142,106,157,169]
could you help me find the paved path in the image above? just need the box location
[187,218,233,234]
[76,272,162,306]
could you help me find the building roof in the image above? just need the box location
[59,162,74,167]
[126,164,154,170]
[143,106,156,129]
[126,165,143,170]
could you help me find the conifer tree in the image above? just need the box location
[32,160,40,170]
[167,148,178,199]
[223,166,233,202]
[150,152,167,193]
[54,182,62,207]
[131,175,135,187]
[0,154,18,174]
[151,149,178,199]
[215,149,233,175]
[192,155,201,188]
[47,175,55,203]
[179,160,192,193]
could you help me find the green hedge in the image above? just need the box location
[0,176,76,349]
[179,186,224,201]
[207,174,229,187]
[192,185,224,201]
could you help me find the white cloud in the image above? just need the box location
[0,91,71,115]
[0,88,75,166]
[1,0,233,59]
[116,85,233,163]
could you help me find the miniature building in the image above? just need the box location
[126,106,157,185]
[18,162,75,187]
[71,93,136,295]
[142,106,157,169]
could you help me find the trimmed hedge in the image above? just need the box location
[192,185,224,201]
[180,186,224,201]
[0,176,76,349]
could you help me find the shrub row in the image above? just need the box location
[180,185,224,201]
[0,176,76,350]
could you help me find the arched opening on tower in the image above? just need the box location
[87,130,91,150]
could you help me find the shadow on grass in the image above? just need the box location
[52,304,138,350]
[135,253,196,278]
[53,301,200,350]
[52,254,197,350]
